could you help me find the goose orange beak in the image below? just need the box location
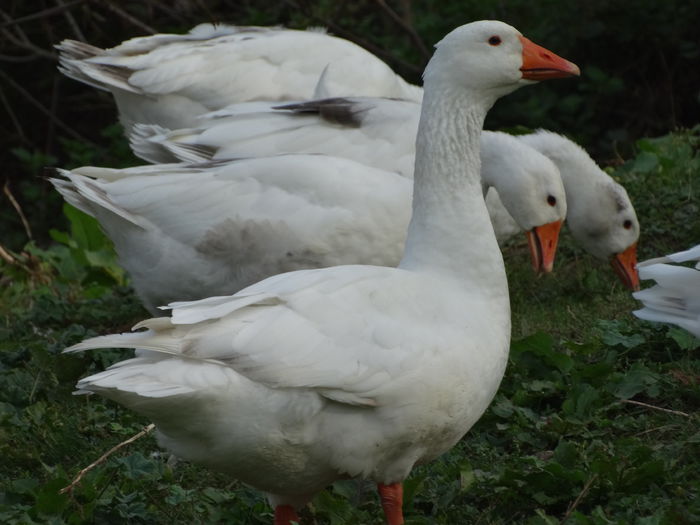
[519,36,580,80]
[525,219,563,274]
[611,243,640,291]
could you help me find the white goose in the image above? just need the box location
[56,24,422,136]
[64,21,579,524]
[52,129,565,314]
[633,245,700,338]
[131,97,640,288]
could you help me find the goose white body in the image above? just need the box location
[53,156,411,314]
[57,24,422,136]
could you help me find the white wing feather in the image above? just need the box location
[633,245,700,338]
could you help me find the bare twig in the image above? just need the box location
[145,0,203,25]
[284,0,423,76]
[561,474,598,523]
[0,69,96,146]
[0,243,18,265]
[0,86,27,143]
[45,76,60,155]
[60,423,156,494]
[0,0,87,29]
[0,53,43,63]
[322,22,423,76]
[0,243,38,277]
[633,424,678,437]
[372,0,430,60]
[3,182,33,240]
[102,2,157,35]
[57,0,86,41]
[0,27,55,60]
[620,399,690,418]
[0,10,56,60]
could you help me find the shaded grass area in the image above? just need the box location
[1,129,698,523]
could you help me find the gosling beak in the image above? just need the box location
[525,219,563,274]
[610,243,640,291]
[519,36,580,80]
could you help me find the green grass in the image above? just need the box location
[1,129,698,524]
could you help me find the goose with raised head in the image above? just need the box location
[516,130,640,290]
[63,21,578,524]
[56,24,422,136]
[633,245,700,337]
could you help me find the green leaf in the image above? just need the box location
[10,478,39,496]
[64,204,105,252]
[116,452,159,480]
[553,441,578,469]
[459,461,475,492]
[33,479,69,516]
[597,320,645,349]
[631,151,659,173]
[611,364,660,399]
[666,326,700,350]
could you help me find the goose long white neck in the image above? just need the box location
[400,83,508,299]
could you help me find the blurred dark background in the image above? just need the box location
[2,0,699,250]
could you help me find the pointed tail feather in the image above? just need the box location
[49,169,147,228]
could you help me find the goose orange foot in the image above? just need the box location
[274,504,299,525]
[378,482,404,525]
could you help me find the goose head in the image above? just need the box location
[481,131,567,273]
[582,179,640,290]
[517,130,640,290]
[424,21,580,101]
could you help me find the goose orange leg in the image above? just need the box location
[274,504,299,525]
[378,482,404,525]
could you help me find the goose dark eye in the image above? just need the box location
[488,36,502,46]
[547,195,556,206]
[623,219,633,229]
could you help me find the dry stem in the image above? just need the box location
[60,423,156,494]
[4,181,33,240]
[561,474,598,523]
[621,399,691,418]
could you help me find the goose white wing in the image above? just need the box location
[633,245,700,338]
[67,264,499,407]
[57,24,422,133]
[131,97,421,176]
[51,156,411,313]
[637,244,700,269]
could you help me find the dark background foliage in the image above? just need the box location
[2,3,699,523]
[1,0,699,250]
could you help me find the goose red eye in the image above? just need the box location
[623,220,632,229]
[488,36,502,46]
[547,195,556,206]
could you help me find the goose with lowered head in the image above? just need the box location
[63,21,578,524]
[56,24,423,136]
[130,98,639,288]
